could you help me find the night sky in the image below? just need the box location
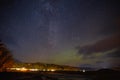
[0,0,120,68]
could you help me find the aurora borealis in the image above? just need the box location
[0,0,120,68]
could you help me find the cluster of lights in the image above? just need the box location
[29,69,39,71]
[8,67,56,72]
[9,67,28,72]
[46,69,55,72]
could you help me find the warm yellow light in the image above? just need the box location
[43,69,46,71]
[47,69,50,71]
[16,68,21,71]
[51,69,55,72]
[29,69,39,71]
[20,67,28,71]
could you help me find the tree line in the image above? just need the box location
[0,40,14,72]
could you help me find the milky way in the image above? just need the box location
[0,0,120,68]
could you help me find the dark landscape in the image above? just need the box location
[0,69,120,80]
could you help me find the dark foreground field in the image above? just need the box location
[0,70,120,80]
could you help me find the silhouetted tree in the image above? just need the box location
[0,40,14,71]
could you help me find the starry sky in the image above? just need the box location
[0,0,120,68]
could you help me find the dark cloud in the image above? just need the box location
[105,49,120,58]
[95,61,111,68]
[79,64,95,69]
[95,61,104,64]
[79,64,93,67]
[77,33,120,55]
